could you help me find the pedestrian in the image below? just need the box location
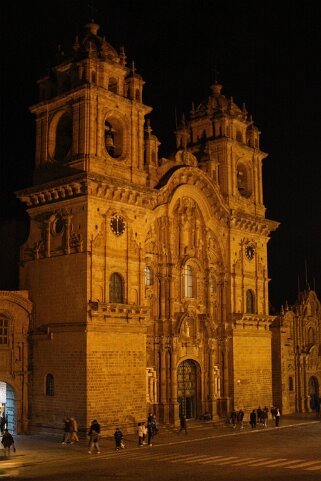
[179,415,188,434]
[262,408,268,428]
[142,422,147,445]
[147,412,154,424]
[275,407,280,427]
[152,414,158,435]
[237,410,244,430]
[0,413,6,435]
[137,422,144,447]
[88,419,101,454]
[70,417,79,444]
[230,410,237,429]
[147,421,154,446]
[114,427,124,450]
[257,407,262,424]
[61,417,71,444]
[250,409,256,429]
[1,429,16,457]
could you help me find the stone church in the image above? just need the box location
[0,21,320,434]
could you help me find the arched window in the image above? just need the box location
[54,113,72,162]
[246,289,255,313]
[135,89,140,101]
[144,266,153,286]
[236,130,242,142]
[0,318,8,345]
[108,77,118,94]
[308,327,315,344]
[91,71,96,84]
[184,265,194,298]
[109,273,123,303]
[45,374,54,396]
[237,163,251,198]
[289,377,294,391]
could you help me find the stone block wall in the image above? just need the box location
[86,329,147,434]
[232,326,272,413]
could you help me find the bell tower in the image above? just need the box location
[17,21,156,435]
[32,21,151,186]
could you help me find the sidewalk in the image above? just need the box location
[1,413,319,466]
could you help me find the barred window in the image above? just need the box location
[144,266,153,286]
[184,265,194,298]
[46,374,54,396]
[0,319,8,345]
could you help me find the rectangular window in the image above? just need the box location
[0,319,8,345]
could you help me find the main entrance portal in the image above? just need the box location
[0,382,16,433]
[177,360,200,419]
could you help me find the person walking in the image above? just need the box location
[137,422,144,447]
[61,417,71,444]
[262,408,268,428]
[141,422,147,445]
[88,419,101,454]
[70,417,79,444]
[250,409,257,429]
[179,415,188,434]
[275,407,281,427]
[237,410,244,430]
[230,410,237,429]
[1,429,16,457]
[147,421,154,446]
[114,427,123,450]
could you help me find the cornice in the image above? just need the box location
[230,210,280,235]
[16,172,157,210]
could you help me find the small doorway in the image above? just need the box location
[308,376,319,411]
[177,360,201,419]
[0,382,16,433]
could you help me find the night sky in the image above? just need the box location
[1,0,320,311]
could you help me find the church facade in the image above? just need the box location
[0,21,320,434]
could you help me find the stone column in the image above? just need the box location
[170,343,179,425]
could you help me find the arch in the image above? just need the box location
[109,272,124,303]
[104,111,127,160]
[49,110,72,162]
[236,130,243,142]
[177,359,201,419]
[289,376,294,391]
[236,162,252,198]
[246,289,255,314]
[45,374,54,397]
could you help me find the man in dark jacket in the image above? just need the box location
[88,420,101,454]
[114,427,123,450]
[1,429,15,456]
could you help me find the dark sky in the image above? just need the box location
[1,0,321,310]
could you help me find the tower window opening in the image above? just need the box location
[104,119,123,158]
[109,273,124,303]
[289,376,294,391]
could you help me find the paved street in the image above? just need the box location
[1,414,320,481]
